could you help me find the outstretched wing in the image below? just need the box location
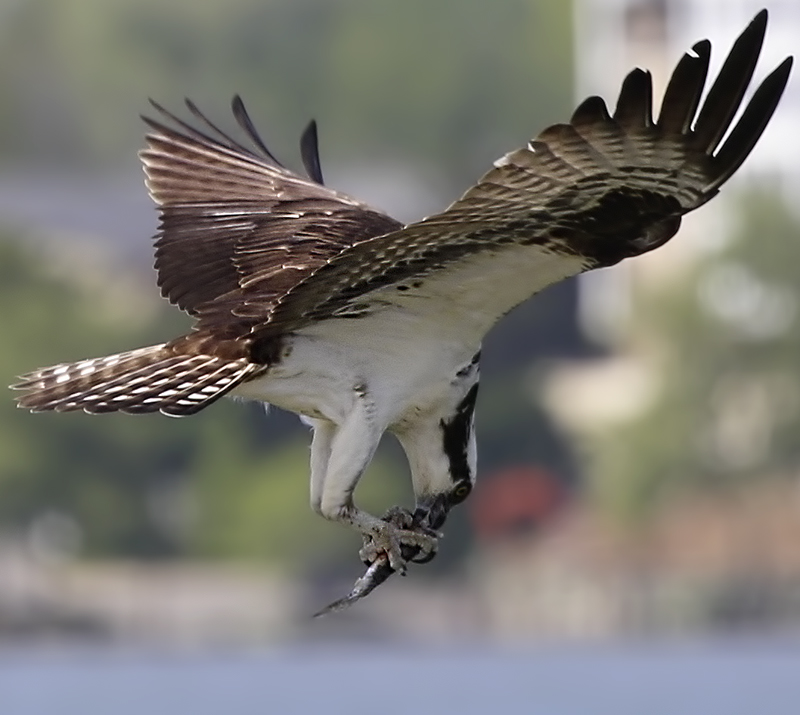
[240,10,791,345]
[140,97,402,319]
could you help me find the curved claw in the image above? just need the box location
[410,548,437,564]
[313,507,439,617]
[358,522,437,573]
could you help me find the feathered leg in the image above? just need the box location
[308,418,335,515]
[315,386,436,572]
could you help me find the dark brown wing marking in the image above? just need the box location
[140,98,401,321]
[249,10,791,339]
[193,204,402,333]
[300,120,324,185]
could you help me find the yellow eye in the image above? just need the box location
[451,482,472,504]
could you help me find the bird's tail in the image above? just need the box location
[11,344,260,416]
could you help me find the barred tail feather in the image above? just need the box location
[11,344,260,416]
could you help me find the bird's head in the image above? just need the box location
[415,381,478,531]
[395,362,479,538]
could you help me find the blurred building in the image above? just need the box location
[469,466,566,541]
[552,0,800,418]
[575,0,798,187]
[484,0,800,640]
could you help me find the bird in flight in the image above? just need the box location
[13,11,792,610]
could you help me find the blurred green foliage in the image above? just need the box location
[0,0,576,566]
[189,431,408,568]
[0,234,410,564]
[588,191,800,521]
[0,235,192,556]
[0,229,564,568]
[0,0,573,185]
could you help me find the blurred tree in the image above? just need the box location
[0,233,408,564]
[0,234,192,556]
[0,0,580,569]
[0,0,573,189]
[188,430,407,569]
[586,190,800,521]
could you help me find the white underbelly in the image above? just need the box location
[232,243,583,426]
[231,320,477,428]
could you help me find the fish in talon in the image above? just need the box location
[313,542,423,618]
[314,503,446,616]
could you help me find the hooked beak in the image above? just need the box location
[409,495,449,565]
[413,493,449,531]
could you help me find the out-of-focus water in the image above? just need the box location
[1,640,799,715]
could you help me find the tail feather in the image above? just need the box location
[11,344,260,416]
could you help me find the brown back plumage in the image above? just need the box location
[249,10,792,339]
[140,98,402,324]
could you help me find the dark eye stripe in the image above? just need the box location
[440,382,479,484]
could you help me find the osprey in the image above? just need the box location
[13,12,792,597]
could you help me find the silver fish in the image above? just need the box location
[312,541,427,617]
[313,508,432,617]
[312,554,396,618]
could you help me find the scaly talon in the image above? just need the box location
[359,515,438,572]
[382,505,415,529]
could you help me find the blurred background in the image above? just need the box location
[1,0,800,711]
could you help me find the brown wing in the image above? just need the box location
[139,97,402,319]
[236,10,791,341]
